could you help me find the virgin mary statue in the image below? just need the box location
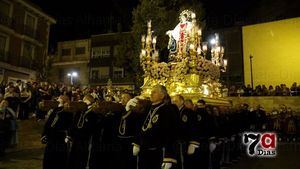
[166,10,194,59]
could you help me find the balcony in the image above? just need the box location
[0,14,44,42]
[90,77,133,84]
[0,12,13,28]
[89,57,112,67]
[0,53,35,70]
[19,56,33,69]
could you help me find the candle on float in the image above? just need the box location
[215,33,219,40]
[141,49,146,56]
[202,42,208,52]
[197,29,202,36]
[141,35,145,43]
[191,13,196,19]
[189,44,195,50]
[147,20,151,28]
[221,47,224,53]
[224,59,228,66]
[152,36,157,44]
[197,47,201,54]
[151,53,155,60]
[216,46,221,53]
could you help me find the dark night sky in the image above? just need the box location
[29,0,300,51]
[30,0,138,51]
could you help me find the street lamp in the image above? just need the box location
[250,55,254,89]
[67,71,78,85]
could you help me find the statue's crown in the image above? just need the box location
[179,10,194,21]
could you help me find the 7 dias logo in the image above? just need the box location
[242,132,277,157]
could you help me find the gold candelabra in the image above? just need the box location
[210,33,227,72]
[140,21,158,64]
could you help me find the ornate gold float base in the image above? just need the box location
[141,74,231,106]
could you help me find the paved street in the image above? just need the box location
[0,119,44,169]
[0,148,43,169]
[231,143,300,169]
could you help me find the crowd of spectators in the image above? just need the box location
[268,104,300,141]
[0,80,130,118]
[0,80,129,156]
[0,80,300,159]
[241,104,300,142]
[225,82,300,96]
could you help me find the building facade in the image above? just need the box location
[0,0,56,83]
[50,39,90,85]
[89,32,134,90]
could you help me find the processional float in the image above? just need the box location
[139,10,230,106]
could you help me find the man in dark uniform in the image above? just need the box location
[133,85,179,169]
[171,95,198,169]
[208,106,223,169]
[184,99,195,111]
[41,95,73,169]
[218,107,233,167]
[90,100,123,169]
[229,106,243,163]
[239,104,250,131]
[190,99,210,169]
[255,105,267,131]
[68,95,98,169]
[117,93,148,169]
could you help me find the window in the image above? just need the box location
[25,12,37,28]
[113,67,124,78]
[24,12,37,37]
[91,70,99,80]
[92,46,110,58]
[0,35,7,52]
[113,45,120,56]
[0,34,7,59]
[99,67,110,79]
[0,1,12,27]
[22,41,35,59]
[90,67,109,80]
[0,1,12,16]
[75,47,85,55]
[61,48,71,56]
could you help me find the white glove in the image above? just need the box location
[161,162,172,169]
[126,98,138,111]
[132,144,140,156]
[209,142,217,153]
[187,144,199,155]
[64,136,72,143]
